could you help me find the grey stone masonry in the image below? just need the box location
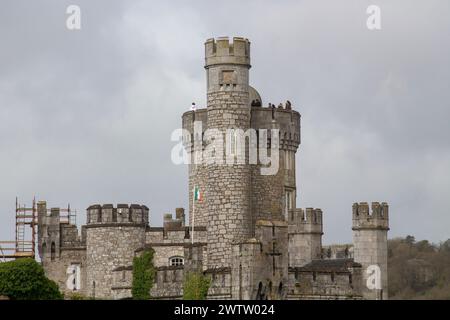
[352,202,389,300]
[85,204,148,299]
[288,208,323,267]
[204,37,253,268]
[206,91,252,268]
[37,36,391,301]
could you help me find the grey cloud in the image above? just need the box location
[0,0,449,245]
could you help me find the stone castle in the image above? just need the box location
[38,37,389,300]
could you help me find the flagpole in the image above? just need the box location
[192,187,195,245]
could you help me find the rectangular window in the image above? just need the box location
[228,130,238,156]
[285,189,295,219]
[285,151,295,170]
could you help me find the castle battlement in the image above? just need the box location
[34,36,391,301]
[250,107,301,151]
[86,203,149,225]
[181,107,301,152]
[288,208,323,234]
[163,208,186,231]
[352,202,389,230]
[205,37,250,67]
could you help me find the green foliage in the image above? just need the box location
[389,236,450,299]
[132,249,156,300]
[0,258,63,300]
[66,292,87,300]
[183,272,210,300]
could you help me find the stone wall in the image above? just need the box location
[322,244,354,259]
[111,266,133,300]
[352,202,389,300]
[250,107,300,222]
[230,220,288,300]
[206,90,252,268]
[151,267,184,299]
[288,208,323,267]
[287,260,362,300]
[287,267,363,300]
[42,247,87,297]
[85,224,146,299]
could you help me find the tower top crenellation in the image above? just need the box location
[86,203,149,225]
[205,37,251,68]
[288,208,323,235]
[352,202,389,230]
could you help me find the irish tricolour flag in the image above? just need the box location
[193,186,202,202]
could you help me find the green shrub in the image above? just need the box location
[0,258,63,300]
[183,272,210,300]
[132,249,156,300]
[66,292,87,300]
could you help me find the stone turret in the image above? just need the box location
[85,204,149,298]
[203,37,253,268]
[352,202,389,300]
[204,37,250,92]
[288,208,323,267]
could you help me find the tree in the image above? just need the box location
[132,249,156,300]
[404,235,416,246]
[440,239,450,253]
[389,236,450,299]
[183,272,210,300]
[0,258,62,300]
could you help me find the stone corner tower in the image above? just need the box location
[204,36,252,268]
[85,204,149,298]
[288,208,323,267]
[352,201,389,300]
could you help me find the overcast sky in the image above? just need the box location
[0,0,449,246]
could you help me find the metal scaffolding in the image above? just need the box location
[0,198,37,261]
[0,198,77,262]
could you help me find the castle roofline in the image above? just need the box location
[291,258,362,273]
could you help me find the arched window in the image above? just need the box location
[169,256,184,266]
[256,282,264,300]
[51,242,56,261]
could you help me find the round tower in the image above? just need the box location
[204,37,253,268]
[85,204,149,299]
[352,202,389,300]
[250,107,301,222]
[182,109,209,228]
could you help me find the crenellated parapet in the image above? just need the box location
[251,107,301,152]
[352,202,389,231]
[163,208,186,231]
[181,109,207,153]
[205,37,251,93]
[288,208,323,235]
[205,37,250,67]
[288,208,323,267]
[86,204,149,225]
